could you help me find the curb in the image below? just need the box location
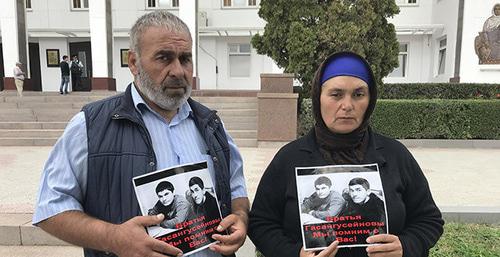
[398,139,500,149]
[1,208,499,246]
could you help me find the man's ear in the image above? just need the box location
[128,50,139,76]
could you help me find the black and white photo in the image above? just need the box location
[296,163,388,250]
[133,161,224,256]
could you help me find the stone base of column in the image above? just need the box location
[91,77,116,91]
[257,93,298,141]
[2,77,36,91]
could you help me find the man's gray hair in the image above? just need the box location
[129,10,191,56]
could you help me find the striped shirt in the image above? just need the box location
[33,85,247,257]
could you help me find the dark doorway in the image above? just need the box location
[29,42,42,91]
[0,43,4,91]
[69,41,92,91]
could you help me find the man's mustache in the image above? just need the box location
[161,78,190,89]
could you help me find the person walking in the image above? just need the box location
[13,61,25,97]
[59,55,70,94]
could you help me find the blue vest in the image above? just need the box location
[81,84,233,257]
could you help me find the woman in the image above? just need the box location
[248,52,444,257]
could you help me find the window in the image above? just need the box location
[223,0,258,8]
[72,0,89,9]
[147,0,179,8]
[389,43,408,77]
[228,43,251,77]
[26,0,32,9]
[395,0,418,5]
[437,38,447,75]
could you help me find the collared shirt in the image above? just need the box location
[33,85,247,257]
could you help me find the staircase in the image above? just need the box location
[0,91,258,147]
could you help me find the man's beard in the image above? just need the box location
[135,63,192,111]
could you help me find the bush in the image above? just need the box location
[298,99,500,139]
[379,83,500,99]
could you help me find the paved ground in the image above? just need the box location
[1,145,499,256]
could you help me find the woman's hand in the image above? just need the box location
[300,241,339,257]
[366,234,402,257]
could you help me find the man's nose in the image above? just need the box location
[168,58,184,78]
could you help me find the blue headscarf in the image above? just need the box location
[320,52,373,88]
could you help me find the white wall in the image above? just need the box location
[198,37,217,89]
[38,38,69,91]
[27,0,89,30]
[460,0,500,82]
[389,0,433,26]
[113,38,134,92]
[428,0,459,82]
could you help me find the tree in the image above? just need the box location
[252,0,400,96]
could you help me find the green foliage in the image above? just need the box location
[253,0,400,97]
[255,223,500,257]
[298,99,500,139]
[429,222,500,257]
[379,83,500,99]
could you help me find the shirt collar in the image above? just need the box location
[130,83,192,124]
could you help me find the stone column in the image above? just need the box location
[88,0,116,90]
[179,0,199,89]
[257,73,298,143]
[1,0,28,90]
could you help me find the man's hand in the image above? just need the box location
[110,214,183,257]
[300,241,339,257]
[365,234,403,257]
[209,213,247,255]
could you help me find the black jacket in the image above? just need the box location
[60,61,70,76]
[248,129,443,257]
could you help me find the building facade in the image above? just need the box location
[0,0,498,92]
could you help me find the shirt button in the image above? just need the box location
[149,161,155,166]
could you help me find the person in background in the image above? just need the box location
[13,61,25,97]
[59,55,70,94]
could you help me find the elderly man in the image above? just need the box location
[33,10,249,257]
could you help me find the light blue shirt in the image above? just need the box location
[33,85,247,257]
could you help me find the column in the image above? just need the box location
[1,0,28,90]
[179,0,199,89]
[88,0,115,90]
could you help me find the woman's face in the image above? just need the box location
[320,76,370,134]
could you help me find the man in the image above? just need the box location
[13,61,25,97]
[187,176,221,222]
[33,10,249,257]
[59,55,70,94]
[148,181,190,229]
[341,177,385,225]
[70,55,83,90]
[301,176,345,221]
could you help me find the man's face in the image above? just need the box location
[129,26,193,111]
[315,184,331,199]
[349,185,369,204]
[190,184,205,205]
[495,5,500,16]
[157,189,174,206]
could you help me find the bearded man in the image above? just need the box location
[32,10,249,257]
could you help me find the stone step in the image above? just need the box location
[0,129,63,138]
[192,96,258,103]
[0,122,68,129]
[201,102,258,110]
[216,109,256,117]
[17,102,86,109]
[233,138,258,147]
[0,138,57,146]
[222,122,257,130]
[227,130,257,139]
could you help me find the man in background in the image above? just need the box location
[59,55,70,94]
